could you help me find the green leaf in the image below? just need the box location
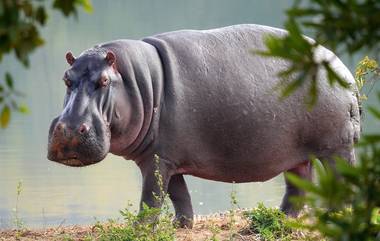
[362,134,380,144]
[335,158,359,180]
[76,0,93,13]
[53,0,77,17]
[312,158,327,180]
[5,72,13,90]
[280,73,305,98]
[306,78,318,109]
[35,6,48,25]
[324,62,350,88]
[285,172,321,194]
[53,0,93,16]
[372,207,380,225]
[1,105,11,128]
[368,106,380,120]
[18,104,29,114]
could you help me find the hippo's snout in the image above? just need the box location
[55,122,90,136]
[47,118,110,167]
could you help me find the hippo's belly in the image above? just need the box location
[158,100,310,183]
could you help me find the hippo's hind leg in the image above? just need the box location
[168,174,194,228]
[280,160,312,217]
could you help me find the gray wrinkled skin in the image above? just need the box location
[48,24,360,228]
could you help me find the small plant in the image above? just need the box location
[57,234,75,241]
[227,183,239,240]
[95,155,175,241]
[355,56,380,101]
[244,203,293,241]
[153,154,170,213]
[95,201,175,241]
[12,180,25,237]
[207,220,221,241]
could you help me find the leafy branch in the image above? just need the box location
[256,0,380,107]
[0,0,92,128]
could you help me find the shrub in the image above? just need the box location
[94,203,175,241]
[244,203,293,241]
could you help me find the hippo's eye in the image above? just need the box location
[99,76,109,87]
[64,78,72,88]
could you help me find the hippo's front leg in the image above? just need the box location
[168,174,194,228]
[138,158,171,215]
[138,158,194,228]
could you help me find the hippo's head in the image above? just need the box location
[47,48,123,167]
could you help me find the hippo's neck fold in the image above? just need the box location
[104,40,164,160]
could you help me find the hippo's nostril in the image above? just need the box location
[78,123,90,134]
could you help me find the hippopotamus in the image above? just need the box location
[47,24,361,228]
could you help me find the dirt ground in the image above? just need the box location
[0,210,309,241]
[0,213,263,241]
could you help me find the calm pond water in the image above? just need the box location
[0,0,378,229]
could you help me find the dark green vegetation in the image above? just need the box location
[0,0,92,128]
[287,150,380,240]
[260,0,380,240]
[244,203,294,241]
[92,204,175,241]
[93,203,300,241]
[285,80,380,240]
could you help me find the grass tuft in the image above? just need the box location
[244,203,293,241]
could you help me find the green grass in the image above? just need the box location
[244,203,294,241]
[93,203,175,241]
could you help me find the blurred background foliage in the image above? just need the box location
[0,0,92,128]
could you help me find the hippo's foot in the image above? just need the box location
[280,202,302,218]
[173,215,193,229]
[168,174,194,228]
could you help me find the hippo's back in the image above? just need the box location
[143,24,360,182]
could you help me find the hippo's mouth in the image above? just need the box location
[56,158,86,167]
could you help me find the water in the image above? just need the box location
[0,0,378,229]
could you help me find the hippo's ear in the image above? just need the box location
[65,52,76,66]
[105,51,116,66]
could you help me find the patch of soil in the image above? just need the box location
[0,211,296,241]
